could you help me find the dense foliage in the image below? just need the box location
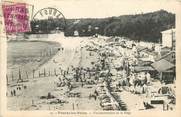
[29,10,175,42]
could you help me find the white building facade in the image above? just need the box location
[161,28,175,49]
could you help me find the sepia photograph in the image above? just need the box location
[0,0,181,117]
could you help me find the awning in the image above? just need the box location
[151,59,175,72]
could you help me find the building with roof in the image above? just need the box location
[151,59,175,84]
[136,46,158,62]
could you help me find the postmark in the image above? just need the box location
[2,2,31,33]
[31,7,66,33]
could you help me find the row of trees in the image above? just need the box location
[28,18,66,34]
[64,10,175,42]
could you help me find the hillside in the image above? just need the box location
[30,10,175,42]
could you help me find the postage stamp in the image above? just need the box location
[2,2,31,33]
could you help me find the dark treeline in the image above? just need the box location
[29,10,175,42]
[29,18,66,34]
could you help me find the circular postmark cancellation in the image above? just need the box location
[31,7,66,34]
[2,2,31,34]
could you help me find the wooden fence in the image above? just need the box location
[6,67,62,85]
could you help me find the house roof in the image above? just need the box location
[161,47,171,51]
[151,59,175,72]
[141,48,158,56]
[157,51,175,64]
[137,60,153,66]
[134,66,155,72]
[137,46,147,52]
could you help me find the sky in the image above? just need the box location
[18,0,180,18]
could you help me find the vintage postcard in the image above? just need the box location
[0,0,181,117]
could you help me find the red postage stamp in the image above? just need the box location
[2,2,31,33]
